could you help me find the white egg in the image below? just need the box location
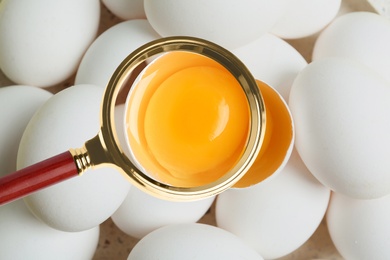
[0,86,52,175]
[216,150,330,259]
[289,58,390,199]
[327,192,390,259]
[127,223,264,260]
[231,33,307,101]
[313,12,390,83]
[75,19,160,88]
[17,84,131,232]
[112,184,215,239]
[102,0,145,20]
[144,0,289,49]
[0,200,99,259]
[271,0,341,39]
[0,0,100,87]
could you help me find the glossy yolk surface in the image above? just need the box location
[233,80,293,188]
[126,52,250,187]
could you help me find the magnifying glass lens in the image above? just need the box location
[122,51,250,188]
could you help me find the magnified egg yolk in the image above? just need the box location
[126,52,250,187]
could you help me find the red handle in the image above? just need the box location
[0,151,79,205]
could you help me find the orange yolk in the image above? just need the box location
[233,80,293,188]
[126,52,250,187]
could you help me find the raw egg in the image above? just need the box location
[125,51,250,187]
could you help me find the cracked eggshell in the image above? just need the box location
[289,58,390,199]
[0,0,100,87]
[17,84,131,232]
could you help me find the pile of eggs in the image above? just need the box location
[0,0,390,259]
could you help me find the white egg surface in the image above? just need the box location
[289,58,390,199]
[0,0,100,87]
[17,84,131,232]
[0,200,99,260]
[232,33,307,101]
[327,192,390,259]
[0,86,52,175]
[102,0,146,20]
[112,184,215,239]
[144,0,289,49]
[216,150,330,259]
[271,0,341,39]
[127,223,264,260]
[75,19,160,88]
[313,12,390,83]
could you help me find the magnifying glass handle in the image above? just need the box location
[0,151,79,206]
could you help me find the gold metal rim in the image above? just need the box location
[99,36,265,201]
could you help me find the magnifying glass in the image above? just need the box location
[0,36,265,204]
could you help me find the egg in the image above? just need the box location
[0,86,52,175]
[127,223,264,260]
[144,0,289,49]
[327,192,390,259]
[102,0,146,20]
[313,12,390,83]
[231,33,307,101]
[289,58,390,199]
[216,150,330,259]
[271,0,341,39]
[0,85,99,259]
[17,84,131,232]
[0,0,100,87]
[75,19,160,88]
[0,200,99,259]
[112,184,215,239]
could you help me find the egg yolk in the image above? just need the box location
[126,52,250,187]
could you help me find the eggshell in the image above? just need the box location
[75,19,160,88]
[112,184,215,239]
[289,58,390,199]
[17,84,131,232]
[0,86,52,175]
[216,150,330,259]
[102,0,145,20]
[327,192,390,259]
[231,33,307,100]
[0,200,99,259]
[271,0,341,39]
[144,0,289,49]
[127,223,264,260]
[313,12,390,83]
[0,0,100,87]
